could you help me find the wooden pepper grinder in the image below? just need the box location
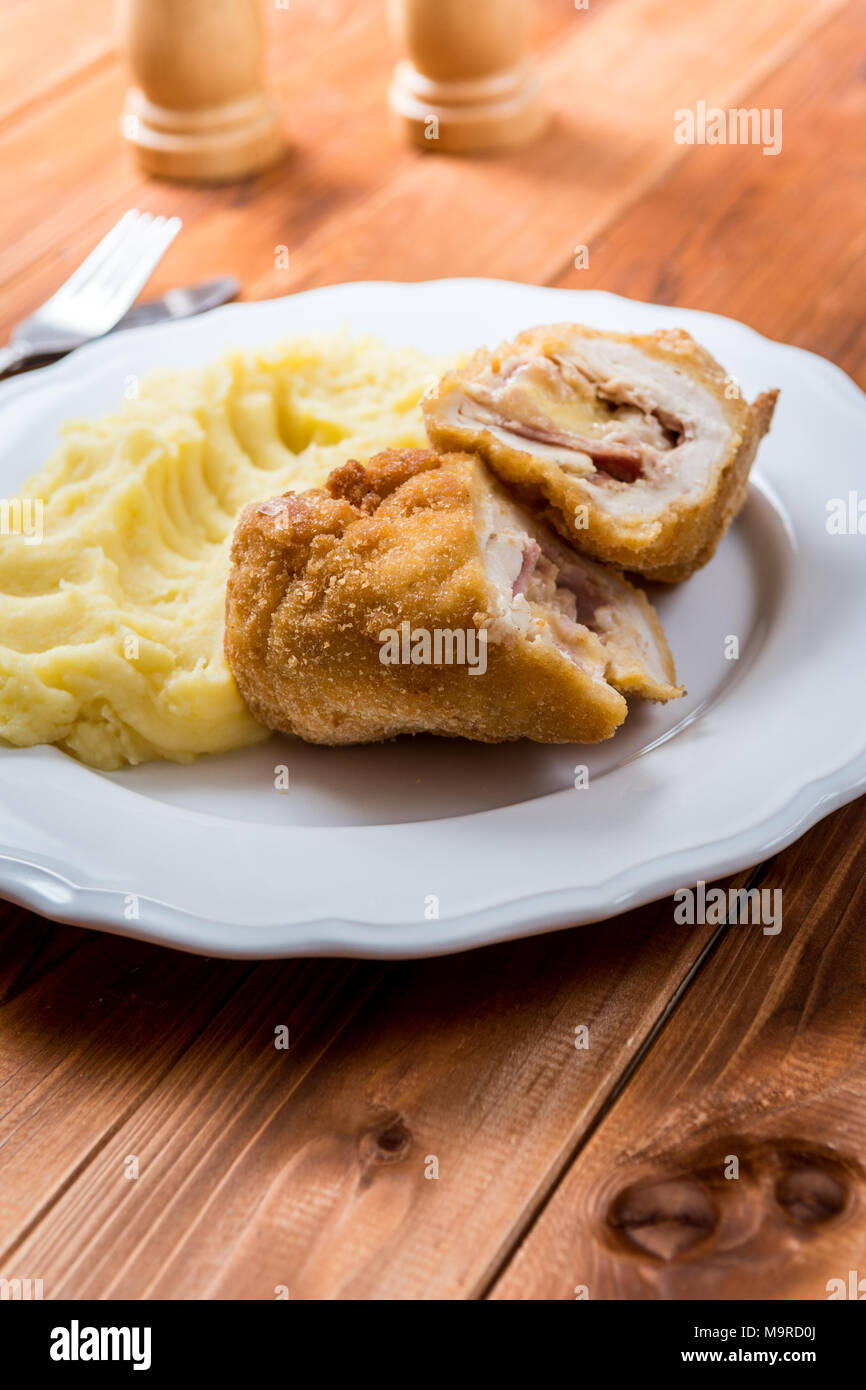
[118,0,286,183]
[387,0,545,153]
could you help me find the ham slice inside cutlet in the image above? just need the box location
[438,331,735,517]
[476,479,682,700]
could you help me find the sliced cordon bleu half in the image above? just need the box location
[423,323,778,582]
[225,449,683,746]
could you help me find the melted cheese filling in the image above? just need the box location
[452,334,732,517]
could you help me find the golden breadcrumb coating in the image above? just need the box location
[225,449,682,746]
[423,323,778,582]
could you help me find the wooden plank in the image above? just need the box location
[480,0,866,1297]
[0,913,251,1253]
[489,798,866,1299]
[246,0,848,296]
[0,0,114,128]
[1,898,730,1298]
[0,908,384,1271]
[0,0,573,335]
[0,1,407,319]
[0,0,846,338]
[0,0,609,1294]
[554,0,866,386]
[0,0,862,1304]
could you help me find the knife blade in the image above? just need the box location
[0,277,241,379]
[113,277,241,333]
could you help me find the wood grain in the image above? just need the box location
[0,0,114,128]
[559,0,866,385]
[0,0,863,1301]
[249,0,847,295]
[2,898,724,1298]
[0,926,384,1275]
[0,0,572,318]
[489,799,866,1300]
[0,915,250,1256]
[0,0,847,332]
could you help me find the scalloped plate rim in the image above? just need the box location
[0,278,864,958]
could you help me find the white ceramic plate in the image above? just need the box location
[1,280,864,957]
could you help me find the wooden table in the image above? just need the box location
[1,0,864,1301]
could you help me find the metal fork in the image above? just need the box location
[0,210,182,380]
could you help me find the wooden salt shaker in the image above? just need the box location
[387,0,545,153]
[118,0,286,183]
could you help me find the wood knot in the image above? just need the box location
[608,1177,718,1261]
[358,1118,412,1168]
[775,1165,848,1225]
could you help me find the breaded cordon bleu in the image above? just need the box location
[225,448,682,746]
[423,324,778,582]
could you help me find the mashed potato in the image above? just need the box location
[0,333,449,769]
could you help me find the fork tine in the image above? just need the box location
[99,214,170,297]
[96,216,183,318]
[85,213,164,302]
[9,208,183,352]
[93,212,159,298]
[46,210,144,306]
